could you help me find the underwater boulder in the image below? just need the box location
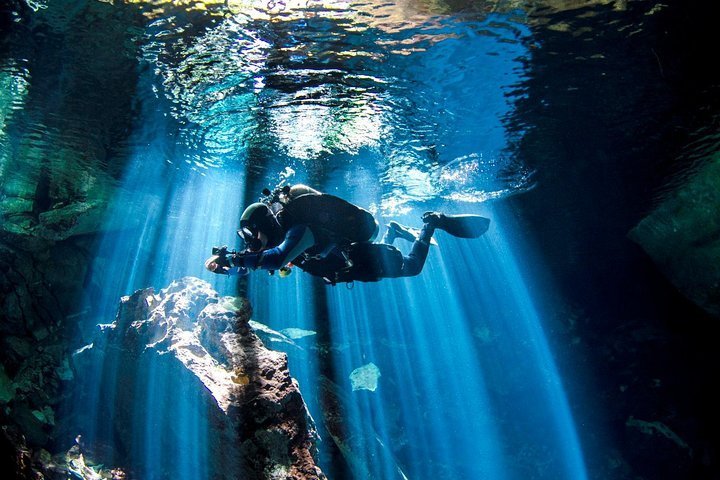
[72,277,325,480]
[318,376,409,480]
[629,155,720,318]
[34,201,105,241]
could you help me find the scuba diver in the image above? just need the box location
[205,184,490,285]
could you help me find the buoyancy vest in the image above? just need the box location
[277,192,378,247]
[261,185,382,283]
[296,242,404,285]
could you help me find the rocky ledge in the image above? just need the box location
[70,277,326,480]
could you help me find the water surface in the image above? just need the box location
[1,0,718,479]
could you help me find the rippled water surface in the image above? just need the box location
[4,0,713,214]
[4,0,714,210]
[2,0,719,479]
[2,0,544,214]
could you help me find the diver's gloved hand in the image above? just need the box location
[206,246,250,276]
[206,258,250,277]
[205,253,232,275]
[216,252,232,269]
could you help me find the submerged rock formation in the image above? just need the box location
[318,376,409,480]
[71,277,325,480]
[629,154,720,318]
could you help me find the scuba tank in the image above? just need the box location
[252,184,381,284]
[258,184,379,247]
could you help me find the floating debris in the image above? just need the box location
[280,328,316,340]
[249,320,295,345]
[350,362,381,392]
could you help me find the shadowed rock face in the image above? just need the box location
[629,154,720,318]
[71,277,326,480]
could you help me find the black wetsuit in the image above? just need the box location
[228,223,434,284]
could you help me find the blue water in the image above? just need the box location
[64,3,588,477]
[8,0,707,478]
[7,1,581,477]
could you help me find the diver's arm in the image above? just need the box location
[233,225,315,270]
[225,266,249,276]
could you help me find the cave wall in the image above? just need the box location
[0,0,144,473]
[505,1,720,478]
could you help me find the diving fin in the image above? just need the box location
[423,212,490,239]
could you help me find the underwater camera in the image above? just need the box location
[212,245,229,256]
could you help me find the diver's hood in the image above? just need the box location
[239,202,283,247]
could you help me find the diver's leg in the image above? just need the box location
[389,221,417,243]
[381,221,418,245]
[381,225,396,245]
[386,212,490,278]
[399,223,435,277]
